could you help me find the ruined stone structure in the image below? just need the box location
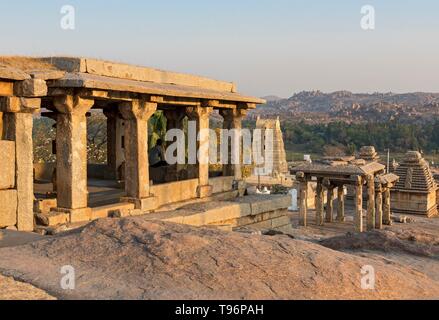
[358,146,380,162]
[254,116,288,177]
[291,159,398,233]
[0,57,264,230]
[391,151,438,217]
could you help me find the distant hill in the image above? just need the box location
[250,91,439,124]
[261,95,284,102]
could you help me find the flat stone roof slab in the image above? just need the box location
[49,72,264,104]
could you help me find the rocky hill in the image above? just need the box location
[250,91,439,124]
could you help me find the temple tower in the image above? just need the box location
[255,116,288,177]
[391,151,438,217]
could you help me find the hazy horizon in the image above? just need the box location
[1,0,438,97]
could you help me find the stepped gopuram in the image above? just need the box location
[254,116,289,177]
[291,156,399,233]
[391,151,438,217]
[358,146,380,163]
[0,57,265,231]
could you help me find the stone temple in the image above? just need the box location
[254,116,288,177]
[391,151,438,217]
[0,57,266,231]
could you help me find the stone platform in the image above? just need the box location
[143,194,291,231]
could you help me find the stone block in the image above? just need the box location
[197,185,213,198]
[92,202,135,220]
[14,79,48,97]
[250,195,291,216]
[35,212,69,226]
[0,97,41,113]
[69,207,92,223]
[122,196,158,211]
[33,198,57,214]
[0,140,15,189]
[0,190,17,228]
[0,81,14,96]
[51,207,92,224]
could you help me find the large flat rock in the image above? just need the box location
[0,218,438,299]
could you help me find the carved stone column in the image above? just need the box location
[220,108,247,181]
[163,109,186,182]
[325,181,334,223]
[316,178,324,226]
[383,187,392,226]
[375,183,383,229]
[355,176,364,232]
[119,100,158,210]
[297,172,308,227]
[336,185,345,222]
[366,174,376,231]
[186,103,213,198]
[53,95,94,223]
[104,109,125,180]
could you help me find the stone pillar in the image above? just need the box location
[366,174,376,231]
[119,100,158,210]
[163,109,186,182]
[53,95,94,223]
[316,178,324,226]
[220,108,247,181]
[383,187,392,225]
[297,172,308,227]
[336,185,345,222]
[186,103,213,198]
[2,97,40,231]
[0,112,3,139]
[104,109,125,180]
[164,109,185,131]
[375,184,383,229]
[355,176,364,232]
[325,184,334,223]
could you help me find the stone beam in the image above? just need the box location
[119,99,158,210]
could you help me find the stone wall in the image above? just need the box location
[391,190,437,216]
[0,140,18,228]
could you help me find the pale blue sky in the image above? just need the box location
[1,0,438,97]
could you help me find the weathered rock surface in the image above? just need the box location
[0,275,55,300]
[0,217,438,300]
[320,228,439,258]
